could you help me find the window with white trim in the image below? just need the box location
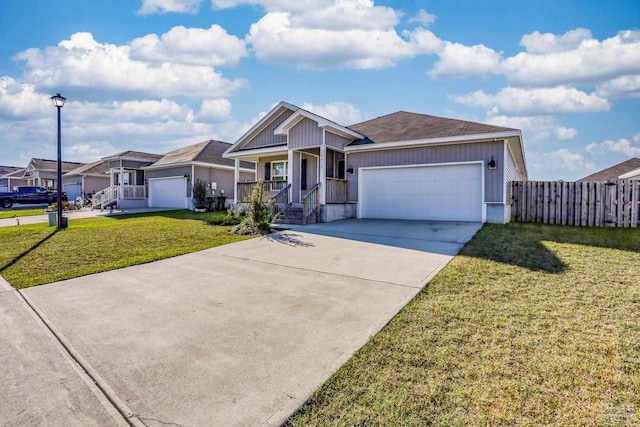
[271,161,288,181]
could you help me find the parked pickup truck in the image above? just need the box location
[0,186,67,209]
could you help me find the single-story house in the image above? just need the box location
[143,139,254,209]
[223,101,528,224]
[24,158,85,189]
[92,140,254,210]
[579,158,640,181]
[0,166,28,192]
[61,159,111,202]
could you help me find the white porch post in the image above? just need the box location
[109,169,114,187]
[233,159,240,204]
[119,165,124,205]
[319,145,327,205]
[288,149,294,201]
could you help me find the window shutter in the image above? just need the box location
[264,162,271,181]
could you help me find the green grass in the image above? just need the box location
[0,207,46,219]
[0,210,252,288]
[285,223,640,426]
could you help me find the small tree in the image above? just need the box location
[229,181,277,235]
[192,179,207,210]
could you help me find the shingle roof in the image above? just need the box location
[153,140,254,169]
[347,111,517,144]
[65,159,110,177]
[578,158,640,181]
[101,151,163,162]
[28,158,85,172]
[0,166,22,176]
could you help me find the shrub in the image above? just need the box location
[192,179,207,210]
[229,181,277,235]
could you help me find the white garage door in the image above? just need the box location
[63,183,82,201]
[148,177,188,209]
[360,163,483,222]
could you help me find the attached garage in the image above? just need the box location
[63,182,82,201]
[359,163,483,222]
[148,177,188,209]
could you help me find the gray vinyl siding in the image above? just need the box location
[242,110,293,149]
[289,118,322,149]
[504,143,518,204]
[325,131,352,150]
[146,166,192,180]
[83,176,110,196]
[347,141,505,203]
[291,151,301,202]
[302,153,318,190]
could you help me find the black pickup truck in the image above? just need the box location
[0,186,67,208]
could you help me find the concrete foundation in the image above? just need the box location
[320,203,357,223]
[485,203,510,224]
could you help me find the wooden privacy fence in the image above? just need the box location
[511,180,640,227]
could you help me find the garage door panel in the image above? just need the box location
[149,178,188,209]
[360,164,482,222]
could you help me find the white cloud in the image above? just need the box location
[487,115,577,141]
[430,42,501,78]
[130,25,247,67]
[300,101,362,124]
[586,136,640,157]
[501,29,640,87]
[0,77,51,119]
[198,98,232,121]
[138,0,201,15]
[14,32,246,98]
[596,75,640,99]
[520,28,592,54]
[408,9,436,26]
[452,86,610,115]
[529,149,597,177]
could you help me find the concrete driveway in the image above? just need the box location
[5,219,481,426]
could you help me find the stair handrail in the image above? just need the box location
[301,183,320,224]
[271,183,291,215]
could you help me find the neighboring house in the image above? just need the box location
[61,159,111,202]
[0,166,28,192]
[94,150,163,209]
[223,101,528,224]
[23,158,85,189]
[579,158,640,181]
[93,141,255,210]
[143,140,254,209]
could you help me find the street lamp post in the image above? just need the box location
[51,93,66,229]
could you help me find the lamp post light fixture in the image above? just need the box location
[51,93,66,229]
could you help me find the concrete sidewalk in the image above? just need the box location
[4,220,481,426]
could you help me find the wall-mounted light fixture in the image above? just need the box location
[488,157,497,170]
[184,173,191,179]
[346,165,354,175]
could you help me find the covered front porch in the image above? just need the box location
[232,146,350,224]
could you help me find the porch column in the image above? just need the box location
[288,149,294,202]
[233,159,240,204]
[109,169,114,187]
[319,145,327,205]
[119,165,124,204]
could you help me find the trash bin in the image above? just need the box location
[48,212,57,226]
[60,217,68,228]
[217,196,226,210]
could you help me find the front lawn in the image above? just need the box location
[286,223,640,426]
[0,207,46,219]
[0,210,252,288]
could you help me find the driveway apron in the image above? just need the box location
[18,220,481,426]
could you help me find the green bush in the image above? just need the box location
[229,181,277,235]
[192,179,207,209]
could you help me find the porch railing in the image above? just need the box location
[271,183,291,215]
[326,178,348,203]
[301,183,320,224]
[237,180,288,202]
[91,185,147,209]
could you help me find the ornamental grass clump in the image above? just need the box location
[229,181,277,235]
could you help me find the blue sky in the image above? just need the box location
[1,0,639,180]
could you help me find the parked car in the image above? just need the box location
[0,186,67,208]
